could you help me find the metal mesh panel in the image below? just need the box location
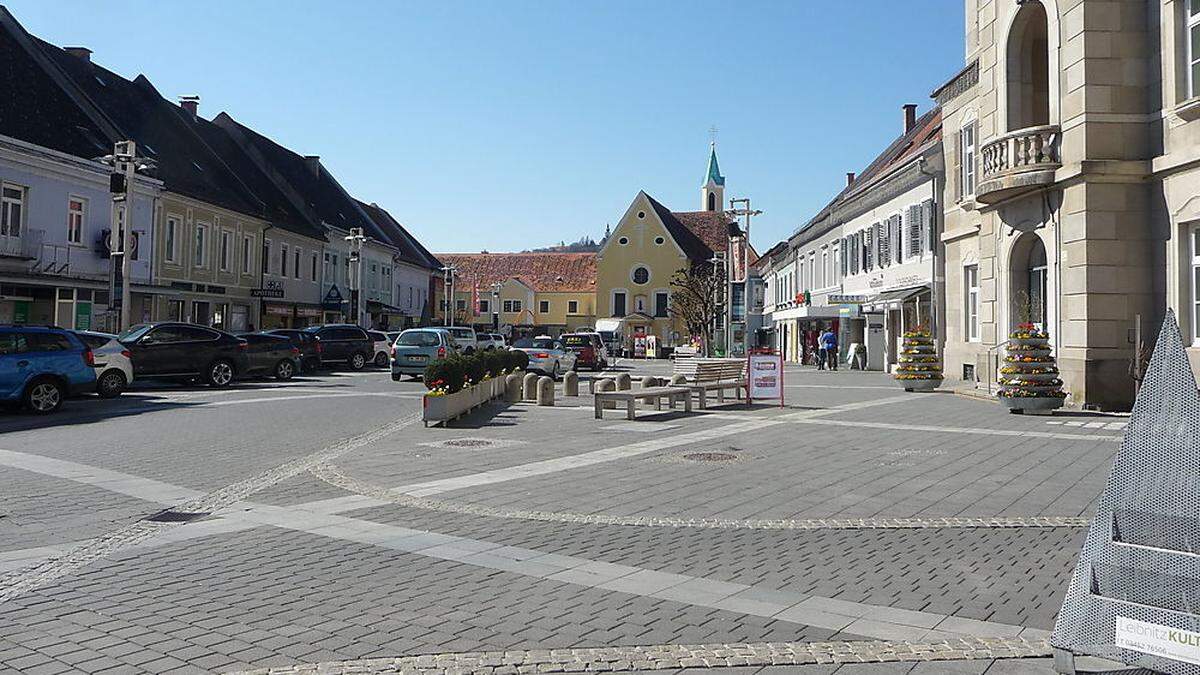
[1052,310,1200,673]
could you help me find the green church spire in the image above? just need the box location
[705,142,725,186]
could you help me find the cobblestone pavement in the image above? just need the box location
[0,364,1127,673]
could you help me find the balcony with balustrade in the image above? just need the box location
[0,227,44,260]
[976,125,1061,204]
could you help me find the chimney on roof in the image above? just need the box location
[179,95,200,118]
[902,103,918,134]
[64,47,92,62]
[303,156,321,178]
[846,172,855,187]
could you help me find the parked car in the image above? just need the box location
[73,330,134,398]
[512,335,576,378]
[0,326,96,413]
[238,333,301,380]
[445,326,478,354]
[390,328,454,381]
[559,332,608,371]
[477,333,509,350]
[367,330,391,367]
[119,322,249,387]
[264,329,322,372]
[302,324,373,370]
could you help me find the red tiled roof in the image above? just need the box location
[436,252,596,292]
[671,210,737,254]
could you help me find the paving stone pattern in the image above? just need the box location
[0,467,152,552]
[234,637,1053,674]
[341,504,1081,630]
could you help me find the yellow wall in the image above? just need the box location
[439,280,595,334]
[595,192,688,343]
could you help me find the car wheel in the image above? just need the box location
[464,347,475,355]
[24,378,65,414]
[206,360,235,388]
[374,352,388,367]
[96,369,127,398]
[349,352,367,370]
[274,359,295,381]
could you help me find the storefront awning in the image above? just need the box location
[867,284,930,307]
[366,300,407,314]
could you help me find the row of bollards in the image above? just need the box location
[502,369,671,408]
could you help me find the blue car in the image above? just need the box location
[0,326,97,414]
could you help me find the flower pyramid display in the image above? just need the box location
[894,327,942,392]
[998,322,1066,414]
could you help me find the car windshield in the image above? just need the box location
[398,331,440,347]
[450,328,473,338]
[119,324,153,342]
[520,338,556,349]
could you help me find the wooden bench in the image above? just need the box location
[594,386,693,420]
[673,358,746,409]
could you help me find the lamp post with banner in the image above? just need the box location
[344,227,366,327]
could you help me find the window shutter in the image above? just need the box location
[864,227,873,271]
[906,205,920,258]
[889,215,900,265]
[896,213,906,263]
[924,199,937,252]
[876,221,888,267]
[954,130,963,201]
[841,237,848,277]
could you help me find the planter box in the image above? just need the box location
[1008,337,1050,347]
[900,378,942,393]
[998,371,1059,382]
[423,380,501,426]
[999,396,1064,415]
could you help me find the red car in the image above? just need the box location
[559,333,608,371]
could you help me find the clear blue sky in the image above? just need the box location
[7,1,964,254]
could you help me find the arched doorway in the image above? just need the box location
[1006,1,1050,130]
[1010,233,1049,330]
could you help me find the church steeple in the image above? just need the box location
[701,142,725,211]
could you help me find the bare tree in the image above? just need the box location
[668,260,725,353]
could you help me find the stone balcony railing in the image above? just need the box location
[977,124,1061,204]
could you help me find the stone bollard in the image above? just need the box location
[670,374,688,386]
[616,373,632,391]
[596,378,617,409]
[563,371,579,396]
[641,375,659,389]
[523,372,539,401]
[536,376,555,406]
[505,373,524,402]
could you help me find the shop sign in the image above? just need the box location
[264,303,293,316]
[296,307,322,318]
[322,285,345,308]
[828,294,869,305]
[1115,617,1200,666]
[747,351,784,406]
[251,288,285,298]
[74,301,92,331]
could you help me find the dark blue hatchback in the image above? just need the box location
[0,326,96,413]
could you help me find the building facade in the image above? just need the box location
[935,0,1199,409]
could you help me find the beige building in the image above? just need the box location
[936,0,1200,409]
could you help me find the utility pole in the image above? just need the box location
[441,264,457,326]
[728,197,762,357]
[100,140,154,332]
[345,228,366,327]
[707,253,724,358]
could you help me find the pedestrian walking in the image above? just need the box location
[819,327,838,371]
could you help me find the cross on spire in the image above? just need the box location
[708,125,719,146]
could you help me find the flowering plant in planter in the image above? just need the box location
[999,325,1065,413]
[895,326,942,391]
[426,379,450,397]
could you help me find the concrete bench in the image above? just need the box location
[594,386,693,420]
[673,358,746,409]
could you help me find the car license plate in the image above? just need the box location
[408,355,427,362]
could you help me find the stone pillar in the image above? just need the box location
[536,376,555,406]
[596,378,617,409]
[505,373,523,402]
[563,371,579,396]
[523,372,539,401]
[670,374,688,385]
[616,373,632,391]
[640,376,659,388]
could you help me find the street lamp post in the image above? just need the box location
[491,281,501,330]
[441,265,457,326]
[99,140,155,333]
[344,227,366,327]
[728,197,762,357]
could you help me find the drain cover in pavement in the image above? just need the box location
[682,452,738,462]
[443,439,494,448]
[145,510,210,523]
